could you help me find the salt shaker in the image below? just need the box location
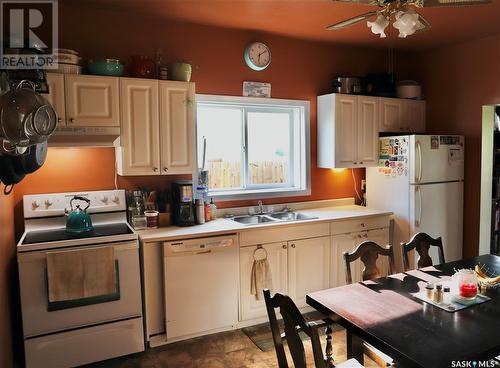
[443,286,451,305]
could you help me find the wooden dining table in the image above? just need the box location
[306,254,500,368]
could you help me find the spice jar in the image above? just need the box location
[434,284,443,304]
[425,282,434,300]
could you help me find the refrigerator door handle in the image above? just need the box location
[416,140,422,183]
[415,185,422,227]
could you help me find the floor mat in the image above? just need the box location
[242,311,344,352]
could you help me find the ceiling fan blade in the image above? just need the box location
[331,0,382,5]
[327,11,378,30]
[417,0,490,7]
[415,13,431,33]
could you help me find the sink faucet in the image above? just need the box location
[257,200,264,214]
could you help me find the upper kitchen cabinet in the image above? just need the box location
[379,97,426,133]
[46,73,66,126]
[65,74,120,127]
[379,97,404,132]
[404,99,426,133]
[117,78,160,176]
[317,93,379,168]
[159,81,196,174]
[116,80,196,176]
[357,96,379,166]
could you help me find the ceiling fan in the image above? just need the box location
[327,0,491,38]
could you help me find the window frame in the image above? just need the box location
[195,94,311,201]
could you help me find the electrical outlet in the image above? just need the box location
[361,179,366,191]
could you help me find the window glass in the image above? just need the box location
[247,111,291,186]
[197,106,243,190]
[196,95,309,199]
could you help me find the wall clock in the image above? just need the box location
[244,42,271,71]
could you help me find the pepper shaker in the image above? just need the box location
[434,284,443,304]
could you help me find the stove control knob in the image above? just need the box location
[44,199,53,208]
[111,195,119,204]
[100,195,109,204]
[32,200,40,209]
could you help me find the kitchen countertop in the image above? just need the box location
[137,205,393,243]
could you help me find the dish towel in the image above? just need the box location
[46,246,116,302]
[250,258,273,301]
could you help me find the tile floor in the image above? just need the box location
[85,327,377,368]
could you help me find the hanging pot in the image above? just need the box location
[0,81,57,148]
[19,140,47,174]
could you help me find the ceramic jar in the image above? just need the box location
[170,62,192,82]
[129,55,155,78]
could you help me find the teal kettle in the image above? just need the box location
[65,196,94,233]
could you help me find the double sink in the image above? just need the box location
[228,211,318,225]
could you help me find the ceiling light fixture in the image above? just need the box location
[327,0,491,39]
[367,14,390,38]
[392,8,426,38]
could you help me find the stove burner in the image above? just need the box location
[23,223,133,245]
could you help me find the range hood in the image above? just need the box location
[48,126,121,147]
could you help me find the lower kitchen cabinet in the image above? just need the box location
[239,236,330,321]
[287,236,330,308]
[331,228,390,287]
[239,242,288,321]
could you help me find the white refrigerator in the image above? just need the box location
[366,135,464,271]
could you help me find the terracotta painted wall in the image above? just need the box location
[11,3,417,232]
[416,33,500,258]
[0,193,15,368]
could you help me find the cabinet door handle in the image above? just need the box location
[57,117,62,123]
[353,161,358,165]
[153,167,158,172]
[282,244,287,249]
[69,118,74,123]
[290,243,296,248]
[359,161,363,165]
[163,167,168,172]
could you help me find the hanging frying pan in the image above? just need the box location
[0,154,25,194]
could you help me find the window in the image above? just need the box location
[196,94,310,200]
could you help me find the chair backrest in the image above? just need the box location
[401,232,445,271]
[263,289,326,368]
[343,241,394,284]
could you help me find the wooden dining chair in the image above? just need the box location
[343,241,395,367]
[401,232,445,272]
[263,289,362,368]
[343,241,395,284]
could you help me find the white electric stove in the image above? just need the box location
[17,189,144,368]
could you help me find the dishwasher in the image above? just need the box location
[163,234,239,340]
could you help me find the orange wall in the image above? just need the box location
[417,33,500,258]
[0,193,15,368]
[11,3,417,232]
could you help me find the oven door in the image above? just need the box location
[18,241,142,338]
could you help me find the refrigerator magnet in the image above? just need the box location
[431,136,439,149]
